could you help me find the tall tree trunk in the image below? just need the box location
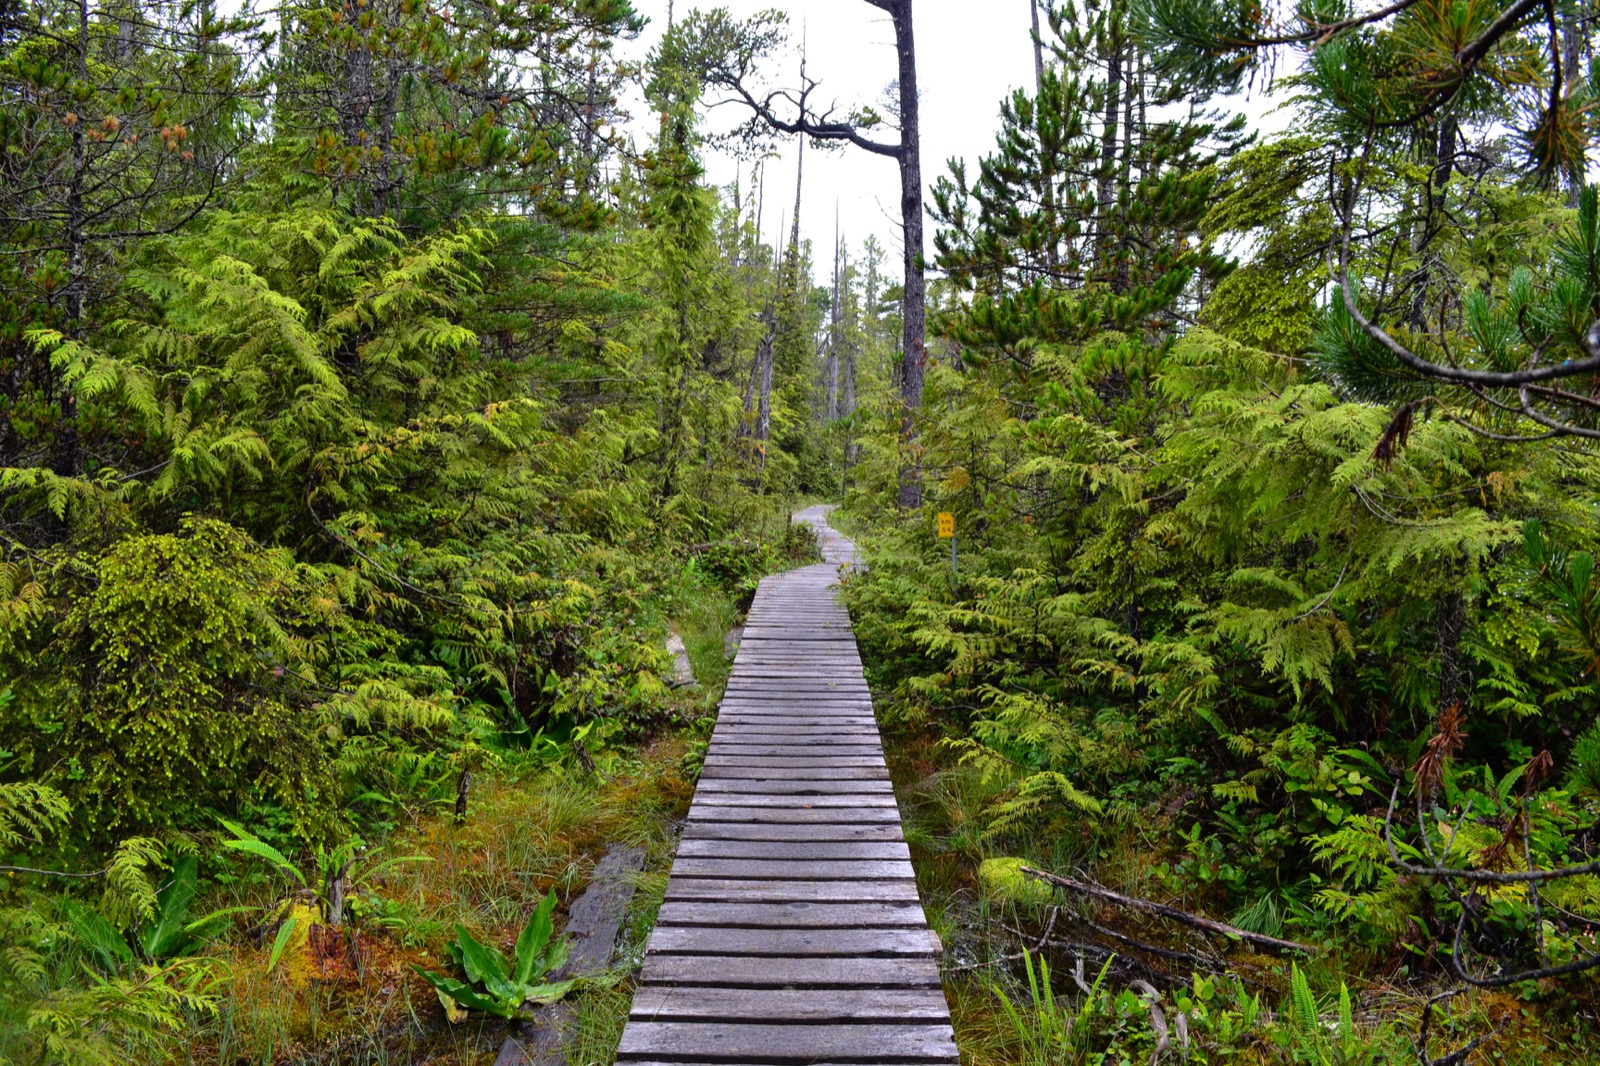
[578,43,600,190]
[372,41,400,217]
[58,0,89,476]
[1030,0,1045,94]
[1408,117,1455,328]
[827,213,841,422]
[1095,12,1122,274]
[754,160,766,250]
[1436,590,1467,714]
[790,42,806,255]
[755,315,775,453]
[791,137,804,254]
[889,0,926,509]
[1563,9,1583,207]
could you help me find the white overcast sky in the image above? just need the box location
[617,1,1295,265]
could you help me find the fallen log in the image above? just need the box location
[1019,866,1317,955]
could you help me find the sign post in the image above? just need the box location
[937,512,956,573]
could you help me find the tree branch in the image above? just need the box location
[1019,866,1317,953]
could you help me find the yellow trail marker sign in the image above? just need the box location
[937,512,955,538]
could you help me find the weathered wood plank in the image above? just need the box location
[700,750,888,763]
[663,878,921,903]
[687,793,899,808]
[676,839,910,861]
[691,778,894,794]
[704,745,889,765]
[682,821,904,842]
[616,1022,958,1062]
[646,926,935,957]
[710,723,880,732]
[697,765,889,781]
[629,987,949,1022]
[684,802,901,821]
[703,743,886,756]
[668,857,915,880]
[639,954,940,987]
[655,901,925,928]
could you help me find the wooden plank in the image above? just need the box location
[713,715,878,724]
[683,822,904,842]
[687,793,899,809]
[710,726,880,736]
[727,667,864,674]
[700,755,887,768]
[724,682,870,691]
[700,749,887,761]
[677,839,910,861]
[709,728,880,740]
[629,987,950,1023]
[669,857,915,880]
[646,926,935,957]
[684,803,901,821]
[718,708,872,716]
[719,690,873,698]
[664,878,921,904]
[640,954,940,988]
[616,1022,958,1062]
[714,709,876,719]
[700,753,886,766]
[655,901,925,928]
[711,723,879,733]
[697,765,889,781]
[704,742,889,758]
[704,742,886,755]
[691,778,894,794]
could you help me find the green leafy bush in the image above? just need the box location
[413,891,574,1019]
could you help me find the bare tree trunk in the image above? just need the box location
[341,15,375,213]
[1436,590,1467,714]
[1095,13,1122,273]
[889,0,926,509]
[372,39,400,217]
[1563,9,1584,207]
[755,315,775,452]
[790,55,805,256]
[755,160,766,251]
[1030,0,1045,94]
[58,0,90,476]
[827,212,841,422]
[1034,0,1059,282]
[578,42,600,189]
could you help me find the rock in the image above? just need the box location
[665,631,695,687]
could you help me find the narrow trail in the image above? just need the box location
[615,506,958,1064]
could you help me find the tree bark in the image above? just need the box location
[1436,590,1467,714]
[889,0,926,509]
[58,0,90,476]
[755,315,775,452]
[1095,12,1122,274]
[1030,0,1045,94]
[827,217,841,422]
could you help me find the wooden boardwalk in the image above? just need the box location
[616,507,958,1065]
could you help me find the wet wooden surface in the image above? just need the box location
[616,507,957,1065]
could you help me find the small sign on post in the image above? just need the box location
[937,512,957,573]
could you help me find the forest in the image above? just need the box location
[5,0,1600,1060]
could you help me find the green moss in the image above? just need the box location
[977,857,1054,908]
